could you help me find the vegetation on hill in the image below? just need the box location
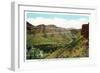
[26,21,89,59]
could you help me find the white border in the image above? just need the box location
[11,2,97,71]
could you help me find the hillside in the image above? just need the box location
[26,21,89,59]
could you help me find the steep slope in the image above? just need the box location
[26,21,78,45]
[26,21,89,59]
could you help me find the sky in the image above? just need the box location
[25,11,89,29]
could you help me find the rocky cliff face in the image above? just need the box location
[27,21,34,30]
[81,23,89,40]
[27,21,36,34]
[26,21,69,34]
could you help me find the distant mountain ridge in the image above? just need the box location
[26,21,75,34]
[26,21,89,41]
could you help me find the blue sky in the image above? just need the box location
[26,11,89,20]
[25,11,89,29]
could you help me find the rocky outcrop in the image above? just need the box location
[27,21,35,34]
[81,23,89,49]
[81,23,89,40]
[27,21,34,30]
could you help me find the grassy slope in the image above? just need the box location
[27,29,89,59]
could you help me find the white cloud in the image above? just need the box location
[26,17,88,29]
